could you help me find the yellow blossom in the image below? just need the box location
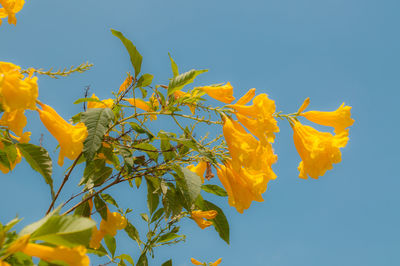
[190,258,204,265]
[8,235,90,266]
[291,120,349,179]
[89,208,127,249]
[300,102,354,133]
[10,131,31,143]
[118,73,133,93]
[0,62,38,112]
[0,260,10,266]
[124,97,158,120]
[37,103,88,166]
[0,109,26,136]
[198,82,235,104]
[187,161,207,183]
[173,90,196,114]
[228,93,279,143]
[0,0,24,26]
[191,210,218,229]
[297,97,310,114]
[211,258,222,266]
[87,93,114,109]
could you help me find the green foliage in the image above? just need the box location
[167,69,208,96]
[174,166,202,210]
[201,184,228,197]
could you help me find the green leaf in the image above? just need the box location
[125,221,141,246]
[74,198,92,217]
[167,69,208,96]
[140,213,149,223]
[198,199,230,244]
[94,194,108,221]
[101,193,119,208]
[158,131,176,162]
[82,108,114,162]
[133,143,158,161]
[162,183,183,218]
[201,184,228,197]
[0,148,10,169]
[136,74,153,88]
[73,97,104,105]
[162,259,173,266]
[150,208,164,223]
[104,234,116,257]
[129,122,154,140]
[80,160,112,189]
[17,143,53,197]
[156,233,182,243]
[21,215,96,247]
[111,29,143,78]
[137,253,148,266]
[146,178,159,215]
[168,53,179,77]
[174,166,202,209]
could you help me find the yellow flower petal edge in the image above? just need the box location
[198,82,235,104]
[37,103,88,166]
[291,120,349,179]
[190,258,204,265]
[0,62,38,112]
[187,161,207,183]
[0,0,25,26]
[124,97,157,120]
[0,141,22,174]
[191,210,218,229]
[87,93,114,109]
[0,109,27,136]
[118,73,133,93]
[211,258,222,266]
[300,102,354,133]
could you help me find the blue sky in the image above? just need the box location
[1,0,400,265]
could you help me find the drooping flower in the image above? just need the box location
[87,93,114,109]
[89,208,127,249]
[124,96,158,120]
[211,258,222,266]
[187,161,207,183]
[37,103,88,166]
[190,258,204,265]
[291,120,349,179]
[0,62,38,112]
[191,210,218,229]
[0,0,25,26]
[228,93,279,143]
[0,109,27,136]
[118,73,133,93]
[7,235,90,266]
[300,102,354,133]
[198,82,235,104]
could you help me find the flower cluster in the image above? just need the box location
[0,0,24,26]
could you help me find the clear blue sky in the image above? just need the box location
[1,0,400,265]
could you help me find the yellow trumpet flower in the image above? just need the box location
[198,82,235,104]
[87,93,114,109]
[0,0,25,26]
[191,210,218,229]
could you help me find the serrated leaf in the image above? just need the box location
[150,208,164,223]
[146,178,159,215]
[137,253,148,266]
[167,69,208,96]
[133,143,158,161]
[125,221,141,246]
[201,184,228,197]
[94,195,108,221]
[162,183,182,218]
[156,233,182,243]
[174,166,201,209]
[158,131,176,162]
[101,193,119,208]
[168,53,179,77]
[111,29,142,78]
[17,143,53,197]
[104,234,116,257]
[82,108,114,162]
[21,215,96,247]
[136,74,153,88]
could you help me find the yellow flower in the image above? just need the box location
[300,102,354,133]
[10,131,31,143]
[8,235,90,266]
[173,90,196,114]
[0,109,26,136]
[0,62,38,112]
[187,161,207,183]
[89,208,127,249]
[0,260,10,266]
[190,258,204,265]
[37,103,88,166]
[124,97,157,120]
[87,93,114,109]
[228,93,279,143]
[0,0,24,26]
[211,258,222,266]
[291,120,349,179]
[191,210,218,229]
[0,141,22,174]
[198,82,235,104]
[118,73,133,93]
